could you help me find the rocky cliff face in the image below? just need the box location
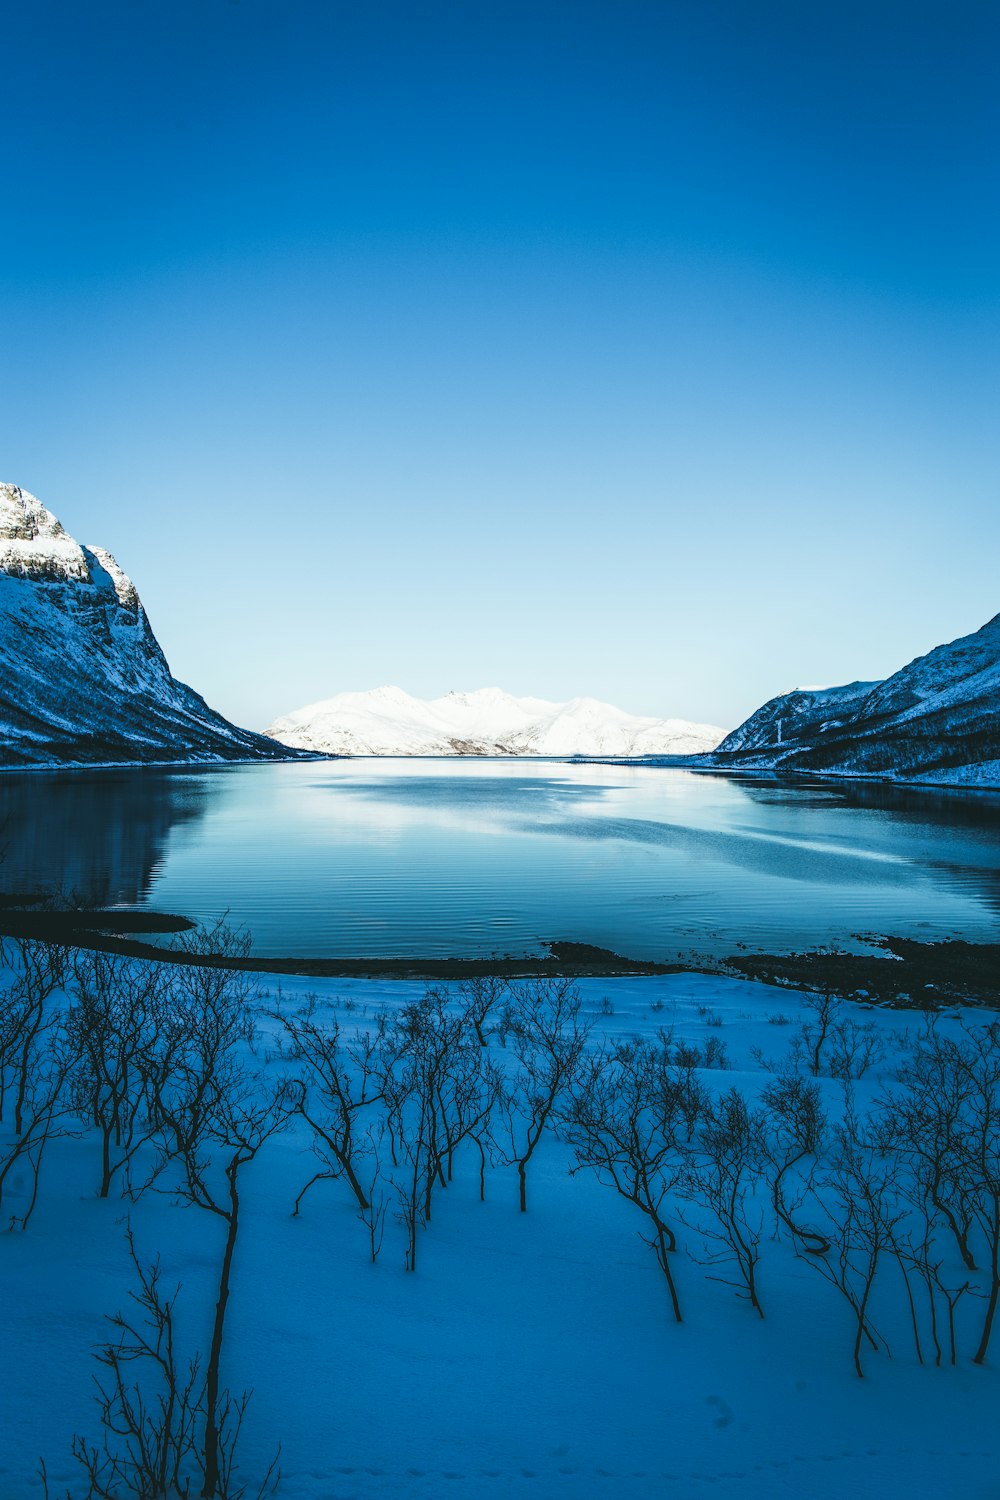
[0,483,300,768]
[705,614,1000,786]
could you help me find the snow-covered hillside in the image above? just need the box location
[704,613,1000,787]
[0,483,300,768]
[267,685,725,758]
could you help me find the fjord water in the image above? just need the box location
[2,759,1000,961]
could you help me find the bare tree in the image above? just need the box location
[0,937,66,1133]
[276,1002,383,1214]
[376,988,467,1267]
[0,1015,77,1230]
[950,1022,1000,1365]
[892,1204,972,1369]
[382,1060,433,1273]
[880,1021,979,1272]
[47,1228,278,1500]
[147,948,290,1499]
[356,1125,390,1263]
[456,974,507,1047]
[798,991,842,1078]
[879,1017,1000,1365]
[683,1087,766,1317]
[828,1017,885,1081]
[760,1073,830,1255]
[147,947,260,1182]
[432,1031,503,1198]
[800,1108,903,1377]
[566,1037,702,1323]
[67,952,177,1199]
[501,978,590,1214]
[162,1067,292,1499]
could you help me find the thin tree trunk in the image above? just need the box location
[100,1129,113,1199]
[342,1154,370,1212]
[973,1276,999,1365]
[655,1222,682,1323]
[202,1164,240,1498]
[973,1206,1000,1367]
[853,1270,877,1379]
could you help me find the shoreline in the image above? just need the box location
[2,907,997,1007]
[571,756,1000,797]
[0,751,331,776]
[0,747,995,798]
[1,752,998,797]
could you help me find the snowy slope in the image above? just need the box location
[0,483,301,768]
[710,681,881,758]
[705,613,1000,785]
[267,685,725,757]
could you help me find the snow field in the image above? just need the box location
[2,963,998,1500]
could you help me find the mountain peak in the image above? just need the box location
[267,686,725,758]
[0,482,301,767]
[0,482,67,541]
[0,482,92,585]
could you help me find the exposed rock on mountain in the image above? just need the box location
[704,613,1000,786]
[266,685,725,758]
[0,483,302,768]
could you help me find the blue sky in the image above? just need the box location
[3,0,998,730]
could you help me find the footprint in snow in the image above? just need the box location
[705,1395,734,1429]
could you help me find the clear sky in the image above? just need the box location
[3,0,998,732]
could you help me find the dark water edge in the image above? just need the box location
[1,904,997,1008]
[0,913,677,980]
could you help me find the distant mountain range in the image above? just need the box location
[266,685,726,758]
[0,483,298,768]
[2,481,996,785]
[701,612,1000,786]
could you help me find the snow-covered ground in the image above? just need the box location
[266,685,725,758]
[2,955,998,1500]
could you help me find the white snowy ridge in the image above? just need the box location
[266,685,726,758]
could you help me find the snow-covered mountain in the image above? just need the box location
[703,613,1000,786]
[267,685,726,758]
[0,483,301,768]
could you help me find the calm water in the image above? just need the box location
[2,759,1000,962]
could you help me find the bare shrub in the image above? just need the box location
[67,952,179,1199]
[760,1073,829,1255]
[799,991,842,1077]
[800,1108,903,1377]
[47,1228,278,1500]
[275,1001,382,1214]
[0,938,66,1132]
[456,975,507,1047]
[377,987,498,1268]
[146,948,291,1497]
[0,1016,77,1230]
[566,1037,705,1323]
[828,1018,886,1081]
[683,1087,766,1316]
[500,978,590,1214]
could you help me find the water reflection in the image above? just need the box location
[0,760,997,959]
[0,766,224,906]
